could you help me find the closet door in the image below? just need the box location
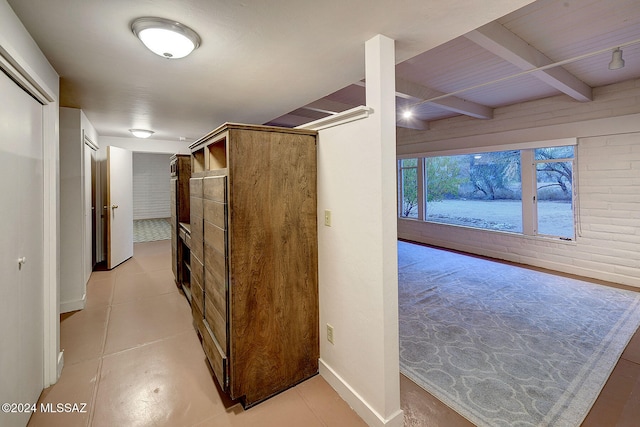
[0,70,45,426]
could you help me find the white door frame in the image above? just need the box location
[0,45,61,386]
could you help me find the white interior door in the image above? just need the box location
[0,69,44,427]
[106,146,134,269]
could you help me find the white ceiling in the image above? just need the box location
[7,0,640,143]
[271,0,640,130]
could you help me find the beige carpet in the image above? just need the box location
[398,240,640,427]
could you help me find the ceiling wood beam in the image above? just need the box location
[396,114,429,130]
[355,79,493,120]
[395,78,493,119]
[465,21,592,102]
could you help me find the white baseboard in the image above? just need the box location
[319,359,404,427]
[60,294,86,313]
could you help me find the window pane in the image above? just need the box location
[536,160,573,238]
[400,162,418,218]
[425,151,522,233]
[401,158,417,167]
[535,145,574,160]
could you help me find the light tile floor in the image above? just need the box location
[28,240,367,427]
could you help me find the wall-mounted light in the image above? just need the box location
[131,17,201,59]
[129,129,154,138]
[402,110,413,119]
[608,48,625,70]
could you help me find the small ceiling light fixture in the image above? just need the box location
[402,110,413,119]
[131,17,201,59]
[129,129,154,138]
[608,47,625,70]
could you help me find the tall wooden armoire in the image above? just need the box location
[189,123,318,407]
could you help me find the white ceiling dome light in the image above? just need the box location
[129,129,154,138]
[131,17,201,59]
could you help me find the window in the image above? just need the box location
[425,151,522,233]
[399,158,419,219]
[534,146,574,239]
[398,142,576,240]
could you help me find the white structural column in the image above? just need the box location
[365,34,403,426]
[313,33,402,427]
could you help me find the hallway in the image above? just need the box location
[27,240,366,427]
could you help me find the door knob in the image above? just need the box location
[18,257,26,269]
[111,204,119,209]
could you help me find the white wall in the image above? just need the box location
[398,78,640,288]
[99,136,190,155]
[59,107,99,312]
[310,35,402,427]
[59,108,85,311]
[133,153,171,220]
[1,0,61,386]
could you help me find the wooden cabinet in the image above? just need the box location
[170,155,191,299]
[189,123,318,407]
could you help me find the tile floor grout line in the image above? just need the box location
[86,263,119,427]
[295,386,330,427]
[86,357,104,427]
[86,293,112,427]
[109,289,180,306]
[100,328,196,359]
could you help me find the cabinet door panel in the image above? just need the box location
[204,200,226,229]
[204,221,226,255]
[191,214,204,242]
[189,178,203,198]
[191,253,204,287]
[201,325,227,390]
[204,244,226,284]
[205,266,227,313]
[190,197,203,226]
[204,293,227,352]
[191,268,205,316]
[191,236,203,264]
[203,176,226,203]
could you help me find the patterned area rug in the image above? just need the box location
[133,218,171,243]
[398,241,640,427]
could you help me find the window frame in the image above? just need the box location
[397,158,424,220]
[398,139,577,241]
[530,150,576,239]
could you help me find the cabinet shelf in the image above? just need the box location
[170,154,192,295]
